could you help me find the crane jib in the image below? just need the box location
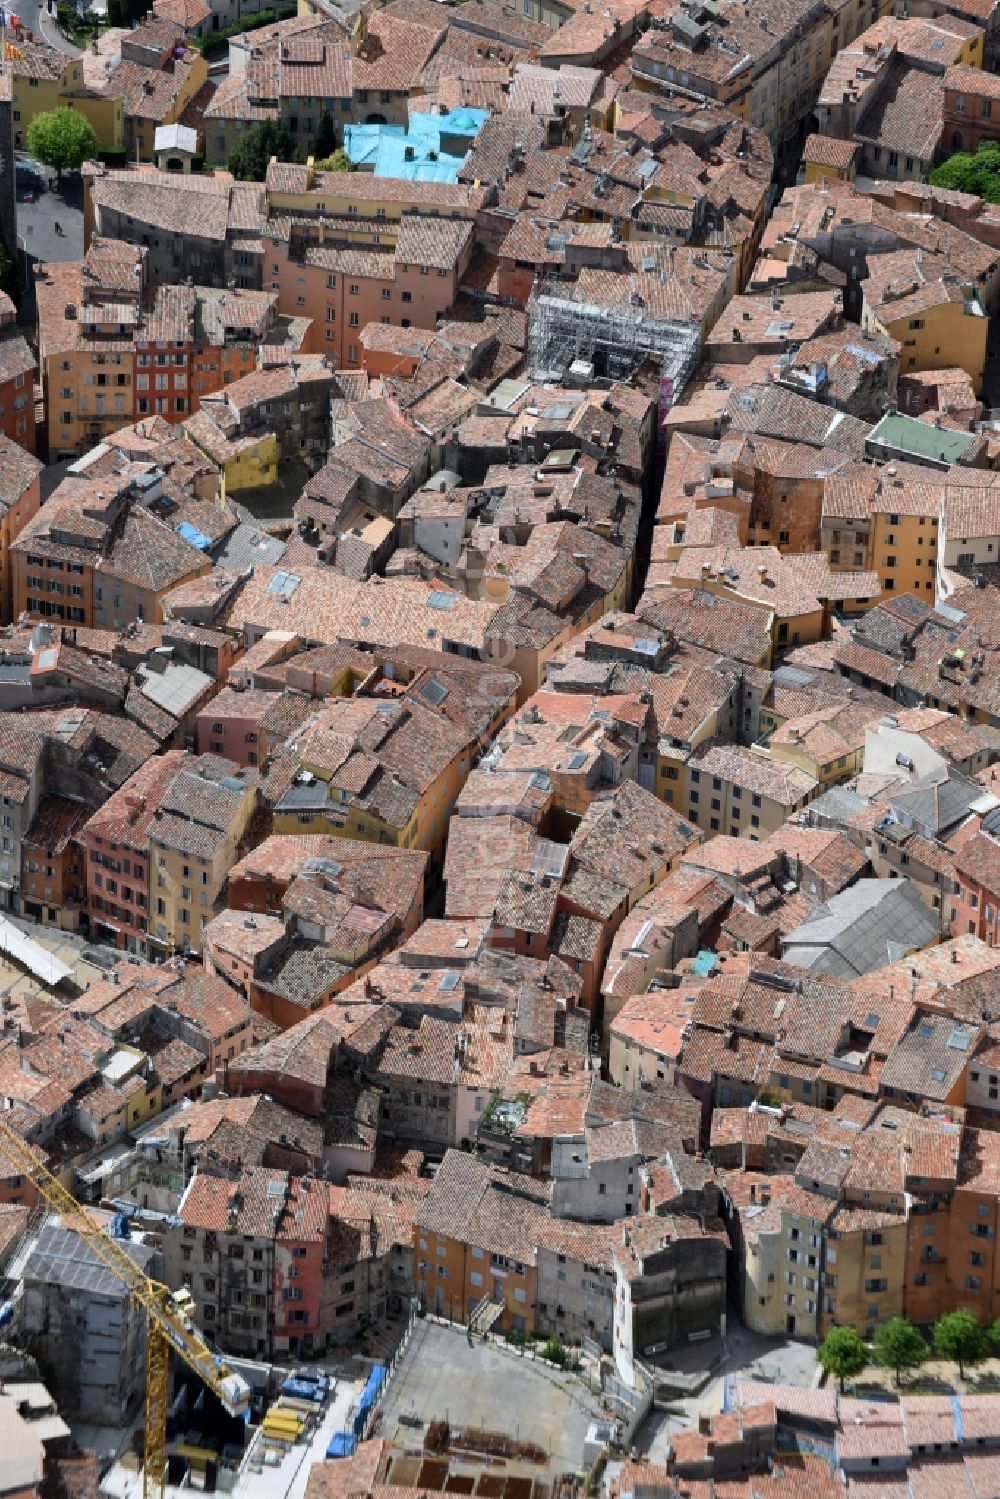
[1,1111,251,1495]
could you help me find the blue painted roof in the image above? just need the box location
[343,110,486,183]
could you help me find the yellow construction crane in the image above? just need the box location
[0,1115,250,1499]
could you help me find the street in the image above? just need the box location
[15,162,84,328]
[17,165,84,265]
[12,0,80,53]
[632,1326,821,1466]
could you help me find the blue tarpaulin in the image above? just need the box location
[282,1378,328,1403]
[352,1364,387,1434]
[326,1431,357,1458]
[176,520,213,551]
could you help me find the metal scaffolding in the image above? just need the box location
[527,286,701,392]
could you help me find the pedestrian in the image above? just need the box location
[54,221,63,237]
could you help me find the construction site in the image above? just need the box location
[379,1320,601,1492]
[526,281,701,394]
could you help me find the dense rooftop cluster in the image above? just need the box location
[10,0,1000,1489]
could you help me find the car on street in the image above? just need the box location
[15,164,44,201]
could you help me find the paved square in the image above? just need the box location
[381,1321,601,1473]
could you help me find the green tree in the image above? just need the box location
[872,1317,928,1387]
[228,121,298,181]
[312,108,337,161]
[26,109,99,183]
[818,1326,868,1393]
[929,142,1000,203]
[314,149,352,172]
[933,1309,989,1380]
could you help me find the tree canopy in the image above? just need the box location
[107,0,148,25]
[872,1318,928,1386]
[314,149,352,173]
[929,141,1000,202]
[26,109,99,181]
[313,109,337,162]
[933,1310,989,1379]
[228,121,298,182]
[818,1326,868,1393]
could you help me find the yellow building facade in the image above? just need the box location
[11,49,79,145]
[219,433,279,499]
[148,782,258,957]
[272,741,469,863]
[863,285,988,396]
[869,497,940,603]
[12,48,126,153]
[821,1204,907,1339]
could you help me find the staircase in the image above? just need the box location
[468,1296,505,1336]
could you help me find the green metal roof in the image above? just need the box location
[868,410,976,466]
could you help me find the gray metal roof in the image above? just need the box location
[772,665,819,690]
[137,661,213,717]
[806,786,868,825]
[23,1221,156,1298]
[211,522,287,572]
[887,767,981,836]
[781,878,939,978]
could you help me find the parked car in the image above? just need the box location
[15,165,43,201]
